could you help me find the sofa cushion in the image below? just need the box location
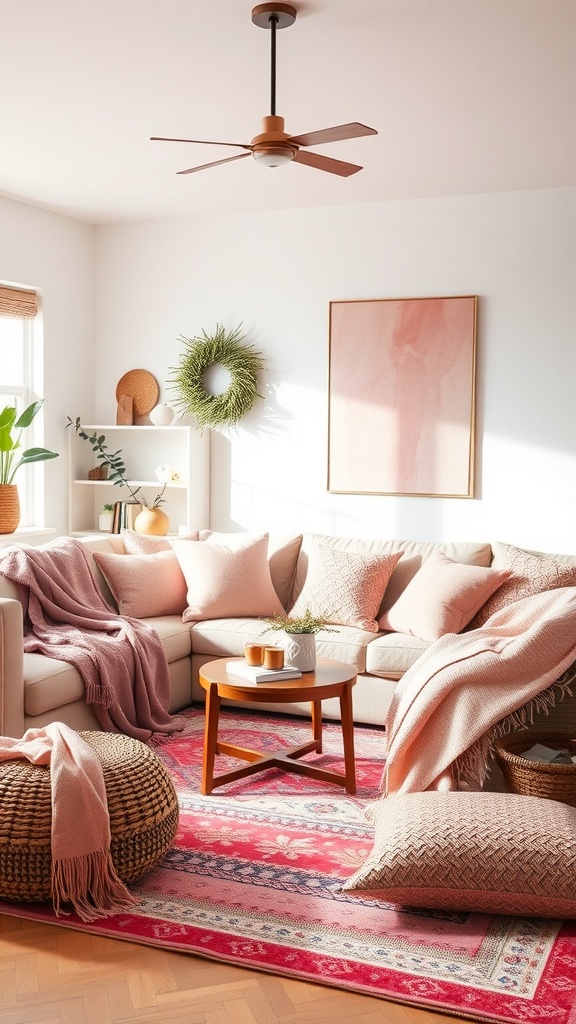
[93,550,188,618]
[190,619,376,674]
[137,614,192,663]
[289,543,402,632]
[343,791,576,919]
[23,653,85,716]
[365,632,431,678]
[291,535,493,616]
[121,529,199,553]
[469,542,576,628]
[23,615,191,718]
[379,551,511,640]
[174,533,284,622]
[200,531,302,609]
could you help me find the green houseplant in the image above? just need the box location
[0,401,59,534]
[67,417,169,535]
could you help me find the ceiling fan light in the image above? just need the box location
[252,147,295,168]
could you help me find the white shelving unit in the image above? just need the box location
[68,423,209,536]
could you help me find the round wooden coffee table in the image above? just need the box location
[198,657,357,795]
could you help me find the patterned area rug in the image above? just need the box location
[2,707,576,1024]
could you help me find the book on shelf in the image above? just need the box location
[226,661,302,684]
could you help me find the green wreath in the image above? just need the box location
[170,324,265,430]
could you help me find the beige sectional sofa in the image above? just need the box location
[1,530,576,739]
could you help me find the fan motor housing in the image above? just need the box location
[250,115,297,157]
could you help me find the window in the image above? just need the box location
[0,285,42,527]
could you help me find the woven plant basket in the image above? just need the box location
[494,732,576,807]
[0,732,179,903]
[0,484,20,534]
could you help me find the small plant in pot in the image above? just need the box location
[0,401,59,534]
[98,503,115,532]
[67,417,169,535]
[261,609,337,672]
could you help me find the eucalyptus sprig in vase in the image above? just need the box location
[66,417,169,535]
[261,609,337,672]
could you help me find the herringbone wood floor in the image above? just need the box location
[0,913,460,1024]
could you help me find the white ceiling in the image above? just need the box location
[1,0,575,225]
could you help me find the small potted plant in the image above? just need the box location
[98,503,115,532]
[261,609,337,672]
[0,401,59,534]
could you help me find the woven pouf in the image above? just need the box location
[0,731,179,903]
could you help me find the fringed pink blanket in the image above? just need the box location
[0,722,137,921]
[384,586,576,796]
[0,537,183,743]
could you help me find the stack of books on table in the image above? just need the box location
[226,662,302,684]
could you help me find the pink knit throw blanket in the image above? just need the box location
[0,537,183,743]
[384,586,576,796]
[0,722,137,921]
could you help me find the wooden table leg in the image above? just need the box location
[339,681,356,794]
[201,681,221,795]
[311,699,323,752]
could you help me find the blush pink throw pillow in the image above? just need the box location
[93,550,188,618]
[289,544,402,633]
[173,533,284,622]
[121,529,199,554]
[378,550,511,641]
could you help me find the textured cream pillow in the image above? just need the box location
[121,529,199,554]
[200,530,303,609]
[173,533,284,622]
[93,550,188,618]
[468,542,576,629]
[378,550,511,640]
[343,791,576,918]
[289,544,402,633]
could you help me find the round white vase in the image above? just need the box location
[282,632,317,672]
[149,403,175,426]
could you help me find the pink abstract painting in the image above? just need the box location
[328,296,477,497]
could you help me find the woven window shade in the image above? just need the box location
[0,286,39,319]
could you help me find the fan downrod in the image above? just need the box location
[251,4,297,30]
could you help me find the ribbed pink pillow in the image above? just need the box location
[343,791,576,918]
[289,544,402,633]
[93,550,188,618]
[173,533,284,622]
[378,550,511,640]
[121,529,199,554]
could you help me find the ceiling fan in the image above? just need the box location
[151,2,377,178]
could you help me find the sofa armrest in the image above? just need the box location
[0,597,25,737]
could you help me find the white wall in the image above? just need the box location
[1,185,573,552]
[0,196,96,537]
[95,185,576,553]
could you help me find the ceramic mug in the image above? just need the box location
[263,646,284,670]
[244,643,265,666]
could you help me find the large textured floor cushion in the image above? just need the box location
[343,790,576,918]
[0,731,179,903]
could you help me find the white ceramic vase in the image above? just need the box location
[282,631,317,672]
[149,403,175,426]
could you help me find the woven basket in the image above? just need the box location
[0,732,179,903]
[494,732,576,807]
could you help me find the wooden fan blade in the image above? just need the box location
[151,136,251,150]
[289,122,377,148]
[177,152,252,175]
[292,149,362,177]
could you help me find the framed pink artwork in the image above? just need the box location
[328,296,478,498]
